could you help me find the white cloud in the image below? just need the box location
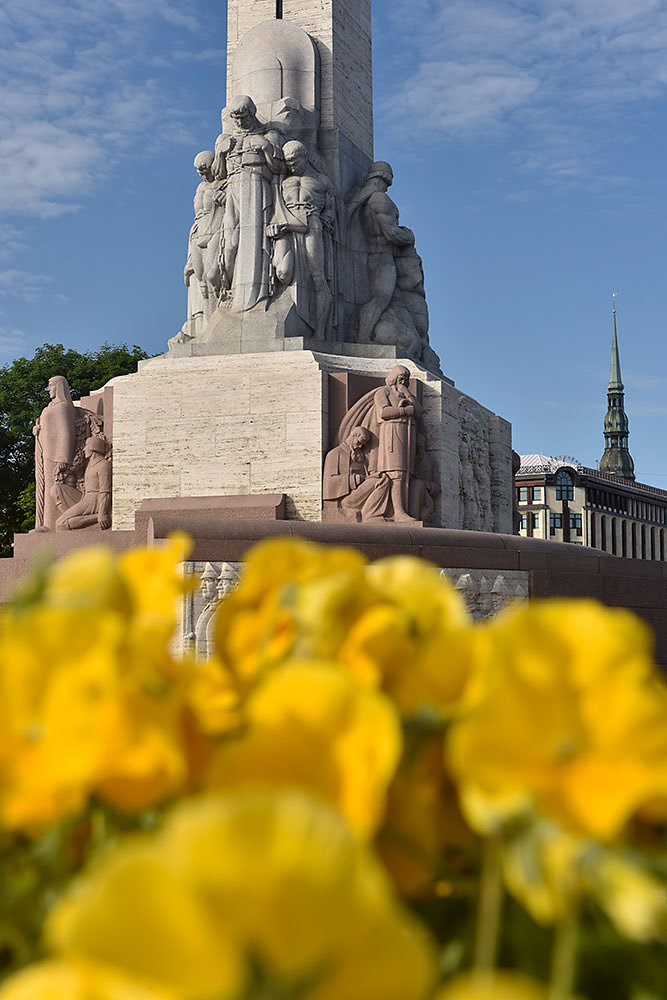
[383,0,667,189]
[0,0,201,218]
[0,269,53,302]
[0,325,29,357]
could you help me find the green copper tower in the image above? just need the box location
[599,296,635,480]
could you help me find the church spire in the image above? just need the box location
[599,294,635,480]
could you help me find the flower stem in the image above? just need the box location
[474,836,503,971]
[549,904,579,1000]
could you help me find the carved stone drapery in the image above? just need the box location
[33,375,111,533]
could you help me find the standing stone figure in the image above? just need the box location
[33,376,78,531]
[213,95,284,312]
[184,150,226,304]
[409,434,440,524]
[56,435,111,531]
[349,161,415,343]
[373,365,423,523]
[268,140,336,340]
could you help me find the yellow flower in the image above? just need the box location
[213,540,476,721]
[213,538,368,687]
[48,791,437,1000]
[202,663,402,838]
[338,557,475,716]
[447,599,667,841]
[185,655,244,739]
[378,735,473,897]
[0,960,174,1000]
[0,537,193,832]
[435,971,550,1000]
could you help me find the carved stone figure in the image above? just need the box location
[374,246,431,360]
[194,561,240,660]
[324,365,431,525]
[373,365,423,523]
[268,140,336,340]
[32,377,78,531]
[55,435,111,531]
[409,434,440,524]
[322,426,391,521]
[459,399,493,531]
[213,95,284,312]
[33,375,107,532]
[348,162,415,343]
[184,150,226,304]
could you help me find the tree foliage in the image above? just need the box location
[0,342,148,557]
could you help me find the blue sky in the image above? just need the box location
[2,0,667,484]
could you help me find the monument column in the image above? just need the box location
[226,0,373,188]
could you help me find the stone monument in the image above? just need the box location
[18,0,514,543]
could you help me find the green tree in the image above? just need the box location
[0,343,148,557]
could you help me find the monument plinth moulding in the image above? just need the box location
[8,0,514,572]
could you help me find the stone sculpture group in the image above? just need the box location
[21,8,513,544]
[33,376,111,533]
[323,364,440,525]
[177,79,438,371]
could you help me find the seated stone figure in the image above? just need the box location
[56,436,111,531]
[322,426,391,522]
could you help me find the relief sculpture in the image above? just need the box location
[323,366,438,526]
[33,375,111,533]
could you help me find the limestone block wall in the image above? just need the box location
[108,352,328,530]
[106,350,513,535]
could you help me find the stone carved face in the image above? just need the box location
[216,570,237,600]
[284,142,308,176]
[347,427,370,451]
[47,376,72,403]
[385,365,411,388]
[229,96,257,131]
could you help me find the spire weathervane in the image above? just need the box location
[599,295,635,480]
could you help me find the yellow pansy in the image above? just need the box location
[213,538,368,686]
[0,537,193,832]
[435,971,550,999]
[0,960,174,1000]
[202,663,402,838]
[447,599,667,841]
[213,540,477,721]
[48,791,437,1000]
[184,655,244,738]
[338,557,476,716]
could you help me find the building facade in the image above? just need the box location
[516,303,667,560]
[516,455,667,559]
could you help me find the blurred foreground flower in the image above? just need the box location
[435,971,551,999]
[0,536,192,833]
[447,600,667,842]
[214,539,476,719]
[38,790,436,1000]
[202,663,401,838]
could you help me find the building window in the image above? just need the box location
[549,513,562,536]
[531,513,540,530]
[518,486,528,503]
[555,469,574,501]
[519,514,528,531]
[569,513,582,537]
[532,486,542,502]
